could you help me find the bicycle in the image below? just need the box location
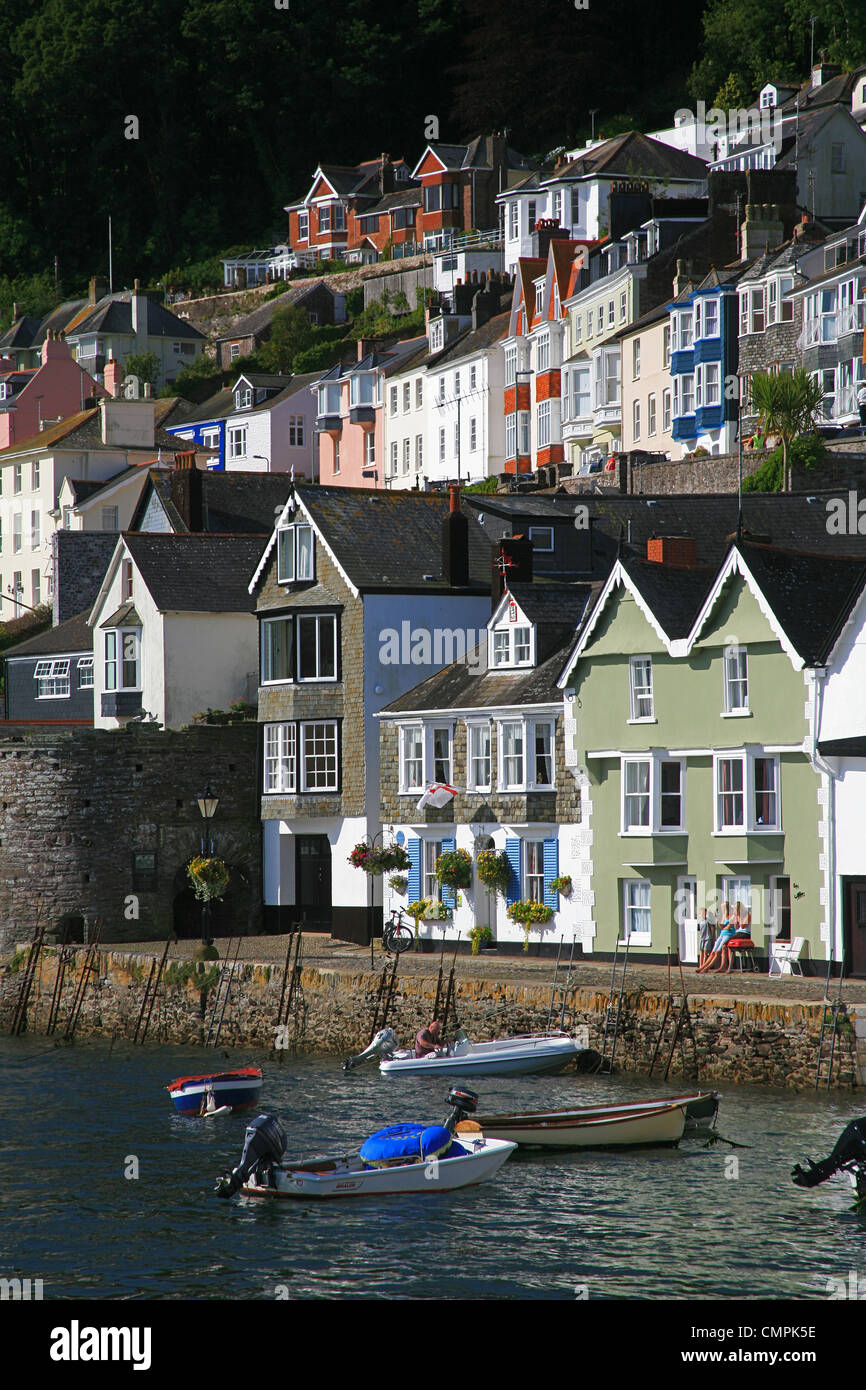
[381,908,415,955]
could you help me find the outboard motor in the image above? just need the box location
[215,1113,287,1198]
[343,1027,399,1072]
[792,1116,866,1199]
[444,1086,478,1135]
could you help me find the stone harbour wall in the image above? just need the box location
[2,946,862,1090]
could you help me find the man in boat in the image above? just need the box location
[415,1019,444,1057]
[792,1116,866,1200]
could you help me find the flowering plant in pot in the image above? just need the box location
[469,925,494,956]
[407,899,433,942]
[549,875,572,897]
[506,899,554,952]
[348,842,410,875]
[434,847,472,891]
[475,848,511,896]
[388,874,408,895]
[187,855,230,903]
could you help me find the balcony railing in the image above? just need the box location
[836,302,866,336]
[447,228,504,252]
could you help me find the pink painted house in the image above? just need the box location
[0,334,105,449]
[315,337,427,488]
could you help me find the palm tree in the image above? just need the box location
[748,369,826,491]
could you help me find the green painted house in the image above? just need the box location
[558,535,866,972]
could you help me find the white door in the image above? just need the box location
[677,876,698,963]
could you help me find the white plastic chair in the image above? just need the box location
[768,937,805,976]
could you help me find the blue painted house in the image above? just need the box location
[669,268,742,456]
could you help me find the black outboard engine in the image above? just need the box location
[215,1114,287,1199]
[444,1086,478,1135]
[792,1117,866,1198]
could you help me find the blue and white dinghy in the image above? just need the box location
[214,1088,515,1200]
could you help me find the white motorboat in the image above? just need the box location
[215,1087,515,1201]
[467,1091,718,1150]
[344,1026,585,1077]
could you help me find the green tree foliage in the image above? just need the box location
[748,369,826,490]
[743,431,825,493]
[0,272,63,330]
[123,352,160,387]
[256,305,316,374]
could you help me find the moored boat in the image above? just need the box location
[167,1066,263,1116]
[468,1091,719,1150]
[344,1026,586,1078]
[215,1087,516,1200]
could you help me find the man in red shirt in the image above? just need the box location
[415,1019,444,1057]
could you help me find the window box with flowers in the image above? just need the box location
[506,899,554,952]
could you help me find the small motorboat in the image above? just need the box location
[214,1087,516,1201]
[343,1026,586,1078]
[167,1066,263,1116]
[468,1091,719,1150]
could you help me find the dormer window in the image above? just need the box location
[430,320,444,352]
[277,521,314,584]
[491,620,533,668]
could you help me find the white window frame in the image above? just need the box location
[34,659,70,699]
[713,752,780,833]
[628,655,654,721]
[261,615,293,684]
[228,424,248,459]
[496,717,555,792]
[264,722,296,794]
[399,723,425,794]
[723,645,749,714]
[276,522,314,584]
[77,656,94,689]
[104,628,141,692]
[398,722,454,794]
[466,720,492,792]
[299,720,339,792]
[622,879,651,944]
[490,620,534,668]
[528,526,554,552]
[296,613,337,682]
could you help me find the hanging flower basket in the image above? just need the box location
[348,841,410,876]
[506,899,554,952]
[475,848,511,896]
[407,899,433,941]
[434,847,472,890]
[549,875,572,897]
[388,874,409,895]
[187,855,230,903]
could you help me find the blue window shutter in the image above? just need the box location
[440,836,456,907]
[543,837,559,909]
[505,837,521,907]
[407,838,421,902]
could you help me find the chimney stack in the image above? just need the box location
[89,275,109,306]
[673,258,693,296]
[646,535,698,568]
[493,534,533,600]
[103,358,123,398]
[170,452,203,531]
[442,483,469,587]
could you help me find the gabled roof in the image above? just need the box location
[549,131,708,184]
[381,583,596,715]
[0,316,42,350]
[3,609,93,660]
[251,485,493,596]
[216,282,336,342]
[117,534,268,614]
[67,293,205,341]
[427,310,511,365]
[129,468,295,535]
[0,407,191,462]
[772,105,865,169]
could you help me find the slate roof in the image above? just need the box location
[3,609,93,659]
[120,534,268,613]
[0,315,43,350]
[363,188,423,214]
[381,584,597,715]
[68,293,205,342]
[620,554,717,639]
[281,486,494,593]
[129,469,295,534]
[817,736,866,757]
[552,131,708,183]
[733,540,866,665]
[428,310,511,366]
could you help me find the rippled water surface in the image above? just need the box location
[1,1038,864,1300]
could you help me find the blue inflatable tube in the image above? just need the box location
[360,1122,466,1165]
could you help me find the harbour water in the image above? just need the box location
[1,1036,864,1301]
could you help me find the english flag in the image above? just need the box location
[416,783,459,811]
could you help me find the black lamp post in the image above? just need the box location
[196,784,219,943]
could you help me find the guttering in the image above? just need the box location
[807,666,839,970]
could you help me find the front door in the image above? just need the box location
[845,879,866,977]
[295,835,332,932]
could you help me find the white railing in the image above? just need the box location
[836,302,866,336]
[447,228,504,252]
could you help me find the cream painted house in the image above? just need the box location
[88,533,266,730]
[617,303,676,458]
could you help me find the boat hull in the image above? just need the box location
[473,1102,687,1149]
[379,1035,582,1078]
[167,1069,263,1116]
[243,1138,516,1199]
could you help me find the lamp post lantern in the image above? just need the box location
[196,785,220,944]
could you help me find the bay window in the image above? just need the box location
[104,628,140,691]
[300,720,339,791]
[264,722,296,793]
[621,754,684,833]
[297,614,337,681]
[261,616,293,682]
[715,753,780,832]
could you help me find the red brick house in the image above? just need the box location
[285,157,416,266]
[411,135,535,251]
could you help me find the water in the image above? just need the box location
[0,1037,864,1301]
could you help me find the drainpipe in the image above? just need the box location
[806,666,839,972]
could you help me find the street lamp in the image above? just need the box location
[196,785,220,944]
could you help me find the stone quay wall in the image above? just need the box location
[3,945,862,1091]
[559,448,866,498]
[0,724,261,953]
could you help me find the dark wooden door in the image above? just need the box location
[846,880,866,977]
[295,835,332,931]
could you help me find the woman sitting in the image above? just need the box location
[697,909,715,971]
[697,902,735,973]
[719,904,753,974]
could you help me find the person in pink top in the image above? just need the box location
[414,1019,444,1058]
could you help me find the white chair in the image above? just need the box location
[768,937,805,976]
